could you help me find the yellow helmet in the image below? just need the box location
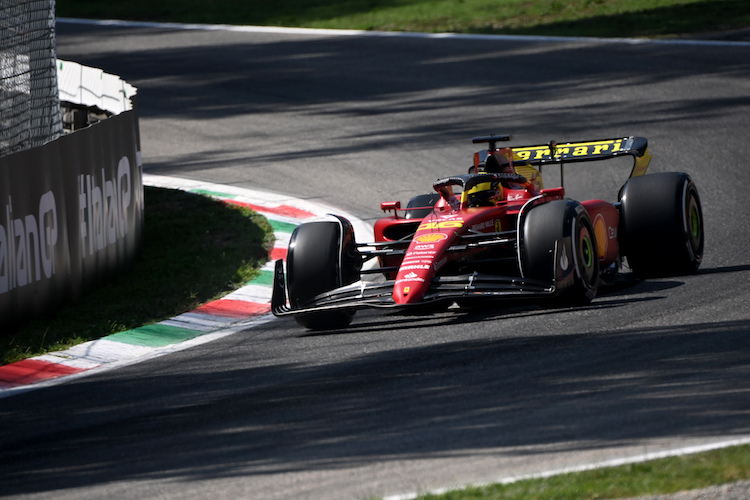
[464,181,503,207]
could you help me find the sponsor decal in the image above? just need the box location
[400,264,431,271]
[418,220,463,231]
[559,244,569,271]
[415,233,447,243]
[471,220,493,231]
[433,214,464,222]
[593,214,608,259]
[396,277,425,284]
[78,156,134,259]
[470,219,503,232]
[0,191,59,294]
[411,246,436,252]
[433,256,448,272]
[396,271,426,284]
[401,258,434,266]
[514,139,624,162]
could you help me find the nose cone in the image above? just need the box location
[392,269,431,305]
[393,281,421,305]
[392,211,461,306]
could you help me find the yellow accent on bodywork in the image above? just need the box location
[513,163,544,189]
[630,147,651,177]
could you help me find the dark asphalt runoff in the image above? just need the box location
[1,21,750,500]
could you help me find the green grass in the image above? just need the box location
[416,444,750,499]
[56,0,750,39]
[0,187,274,365]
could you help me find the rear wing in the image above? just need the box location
[510,136,652,178]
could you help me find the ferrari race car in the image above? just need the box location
[272,134,704,330]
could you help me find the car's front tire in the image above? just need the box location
[287,219,359,330]
[521,199,599,305]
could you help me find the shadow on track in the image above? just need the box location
[2,314,749,495]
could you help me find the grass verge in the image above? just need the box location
[416,444,750,499]
[56,0,750,39]
[0,186,274,365]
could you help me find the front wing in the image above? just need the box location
[271,238,574,318]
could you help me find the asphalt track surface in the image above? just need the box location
[2,21,750,500]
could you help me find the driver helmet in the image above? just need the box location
[465,181,502,207]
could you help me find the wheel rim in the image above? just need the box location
[578,225,597,285]
[687,194,702,255]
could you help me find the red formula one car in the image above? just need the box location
[272,134,704,330]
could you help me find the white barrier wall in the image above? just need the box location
[57,59,137,114]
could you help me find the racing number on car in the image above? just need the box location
[418,220,464,231]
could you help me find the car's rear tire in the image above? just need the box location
[521,200,599,305]
[619,172,703,277]
[287,219,360,330]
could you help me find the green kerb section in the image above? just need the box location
[268,219,298,234]
[248,270,273,286]
[190,188,237,199]
[107,324,204,348]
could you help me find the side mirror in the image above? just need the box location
[380,201,401,217]
[540,187,565,199]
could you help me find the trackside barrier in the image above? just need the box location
[0,61,143,328]
[57,60,136,114]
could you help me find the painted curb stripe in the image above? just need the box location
[55,339,156,364]
[0,359,85,388]
[168,312,235,330]
[193,299,271,318]
[269,247,288,261]
[268,219,299,234]
[106,324,205,348]
[189,188,240,199]
[227,284,276,301]
[224,198,315,219]
[247,270,273,286]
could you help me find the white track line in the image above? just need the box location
[57,17,750,48]
[385,436,750,500]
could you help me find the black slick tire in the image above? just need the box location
[619,172,704,277]
[287,220,358,330]
[521,199,599,305]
